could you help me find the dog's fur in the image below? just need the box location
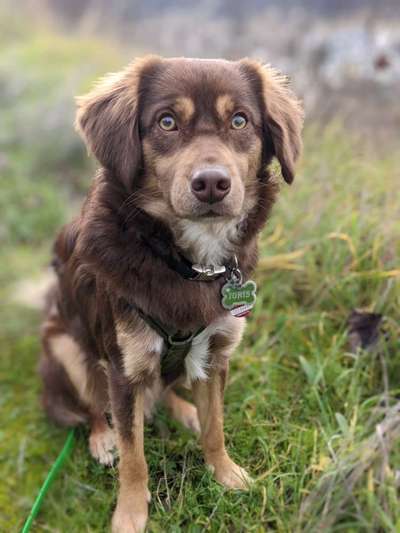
[39,56,303,532]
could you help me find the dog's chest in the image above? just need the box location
[117,219,245,381]
[174,219,240,265]
[183,314,245,381]
[117,315,244,382]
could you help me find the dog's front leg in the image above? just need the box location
[192,362,252,490]
[108,366,150,533]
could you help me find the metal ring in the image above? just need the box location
[231,268,243,286]
[167,332,195,346]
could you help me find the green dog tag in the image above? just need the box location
[221,279,257,317]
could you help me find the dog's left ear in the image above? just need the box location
[75,55,160,191]
[241,60,304,184]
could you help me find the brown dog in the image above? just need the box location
[39,56,303,532]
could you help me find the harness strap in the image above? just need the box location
[127,302,205,380]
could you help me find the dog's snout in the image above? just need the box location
[191,168,231,204]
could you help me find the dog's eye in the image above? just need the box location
[231,113,247,130]
[159,114,177,131]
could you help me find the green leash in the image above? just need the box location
[21,429,75,533]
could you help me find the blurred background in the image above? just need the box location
[1,0,400,252]
[1,1,399,532]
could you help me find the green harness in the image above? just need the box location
[130,304,206,380]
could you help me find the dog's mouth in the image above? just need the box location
[189,211,226,222]
[200,211,224,218]
[178,202,238,222]
[197,204,235,219]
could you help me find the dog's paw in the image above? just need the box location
[208,454,252,490]
[89,425,116,466]
[165,392,201,434]
[177,401,201,434]
[111,508,147,533]
[112,488,149,533]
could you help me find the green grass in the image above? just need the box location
[1,127,399,533]
[1,15,400,533]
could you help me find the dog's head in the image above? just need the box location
[76,56,303,223]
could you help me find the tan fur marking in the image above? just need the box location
[116,321,162,381]
[50,334,91,406]
[215,94,235,120]
[89,414,116,466]
[175,96,195,122]
[112,387,149,533]
[163,389,200,434]
[143,376,163,420]
[141,196,172,222]
[172,138,246,218]
[192,368,251,489]
[191,324,251,490]
[143,126,257,225]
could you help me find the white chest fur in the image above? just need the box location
[117,314,245,383]
[184,314,245,382]
[174,218,240,265]
[171,219,245,380]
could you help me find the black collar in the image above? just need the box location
[146,238,229,281]
[138,223,230,282]
[125,207,233,281]
[170,251,228,281]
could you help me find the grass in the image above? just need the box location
[1,15,400,533]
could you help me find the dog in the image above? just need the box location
[39,55,303,532]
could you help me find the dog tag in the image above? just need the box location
[221,279,257,318]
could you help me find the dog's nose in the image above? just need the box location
[191,169,231,204]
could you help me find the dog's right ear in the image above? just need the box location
[75,56,160,191]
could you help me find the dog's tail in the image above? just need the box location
[39,353,90,427]
[12,269,57,310]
